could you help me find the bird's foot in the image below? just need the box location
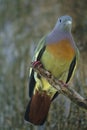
[59,80,68,87]
[31,61,43,68]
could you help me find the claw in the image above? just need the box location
[31,61,43,68]
[59,80,68,87]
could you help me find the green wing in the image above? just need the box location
[32,36,46,62]
[29,36,46,97]
[66,47,79,83]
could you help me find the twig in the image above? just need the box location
[32,64,87,111]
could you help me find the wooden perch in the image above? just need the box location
[32,63,87,111]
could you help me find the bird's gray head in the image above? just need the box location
[54,15,72,32]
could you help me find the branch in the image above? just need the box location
[32,64,87,111]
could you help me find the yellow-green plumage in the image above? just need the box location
[24,15,79,125]
[34,38,77,98]
[41,39,75,79]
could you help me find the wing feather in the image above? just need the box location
[29,36,46,97]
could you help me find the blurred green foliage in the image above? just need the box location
[0,0,87,130]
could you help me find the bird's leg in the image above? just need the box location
[31,61,43,68]
[59,80,68,88]
[31,61,52,78]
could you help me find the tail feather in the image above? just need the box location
[24,90,51,125]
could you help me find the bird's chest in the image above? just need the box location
[41,40,75,78]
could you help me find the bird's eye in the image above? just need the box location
[59,19,61,23]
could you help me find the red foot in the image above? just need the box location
[31,61,43,68]
[59,80,68,87]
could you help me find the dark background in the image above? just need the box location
[0,0,87,130]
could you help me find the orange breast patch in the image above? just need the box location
[46,39,75,60]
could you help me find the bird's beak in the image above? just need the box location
[66,20,72,29]
[64,20,72,31]
[66,20,72,25]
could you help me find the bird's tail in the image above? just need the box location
[24,90,51,125]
